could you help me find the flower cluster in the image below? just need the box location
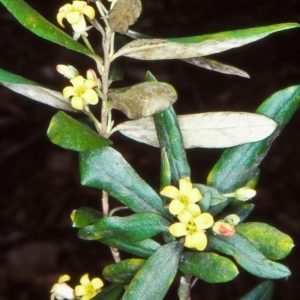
[57,1,95,40]
[50,274,103,300]
[161,178,214,251]
[57,65,99,110]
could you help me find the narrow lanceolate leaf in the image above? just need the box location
[0,0,96,58]
[208,233,291,279]
[113,23,299,60]
[115,112,277,148]
[237,223,294,260]
[179,252,238,283]
[238,280,274,300]
[122,242,183,300]
[47,112,112,151]
[183,57,250,78]
[126,30,249,78]
[103,259,146,283]
[154,107,191,183]
[78,213,169,242]
[109,0,142,34]
[91,283,124,300]
[108,82,177,119]
[100,238,160,258]
[207,85,300,193]
[80,147,169,218]
[0,68,75,111]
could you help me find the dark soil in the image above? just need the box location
[0,1,300,299]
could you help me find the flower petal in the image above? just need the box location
[194,231,208,251]
[169,222,187,237]
[91,278,104,290]
[160,186,179,198]
[63,86,75,100]
[169,199,185,215]
[72,16,87,33]
[66,11,82,25]
[179,178,192,195]
[194,213,214,230]
[57,11,66,27]
[82,5,96,20]
[70,75,85,87]
[189,187,202,203]
[80,273,90,285]
[58,274,71,283]
[186,203,201,217]
[75,285,85,297]
[82,89,98,105]
[177,210,193,224]
[71,96,84,110]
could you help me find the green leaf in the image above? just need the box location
[108,82,177,119]
[122,242,183,300]
[238,280,274,300]
[78,213,169,241]
[237,222,294,260]
[72,207,102,228]
[194,184,227,213]
[114,23,299,60]
[179,252,238,283]
[152,106,191,183]
[0,68,75,111]
[91,283,124,300]
[230,203,255,222]
[47,112,112,151]
[100,238,160,258]
[80,147,169,218]
[207,85,300,193]
[103,259,145,283]
[208,233,291,279]
[0,0,96,58]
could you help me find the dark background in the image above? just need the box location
[0,0,300,299]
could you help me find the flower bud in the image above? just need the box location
[212,221,236,237]
[234,187,256,201]
[224,214,240,225]
[57,65,79,79]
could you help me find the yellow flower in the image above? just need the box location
[160,178,202,218]
[169,210,214,251]
[63,75,98,110]
[57,1,95,40]
[75,274,104,300]
[50,274,74,300]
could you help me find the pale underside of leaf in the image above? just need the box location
[183,57,250,78]
[1,83,76,112]
[115,112,277,148]
[113,35,267,60]
[108,82,177,119]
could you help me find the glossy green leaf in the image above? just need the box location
[0,68,75,111]
[72,207,102,228]
[207,85,300,193]
[47,112,112,151]
[100,238,160,258]
[91,283,124,300]
[103,259,145,283]
[122,242,183,300]
[114,23,299,60]
[237,222,294,260]
[0,0,96,58]
[80,147,169,218]
[208,233,291,279]
[179,252,238,283]
[108,82,177,119]
[230,203,255,222]
[238,280,274,300]
[154,107,191,183]
[78,213,169,241]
